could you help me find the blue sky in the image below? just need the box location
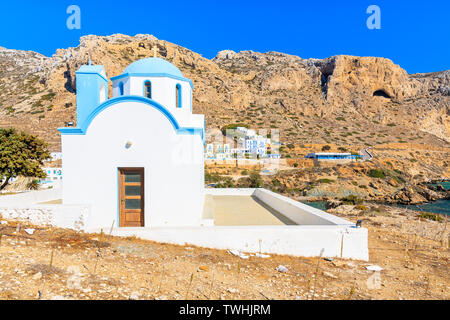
[0,0,448,74]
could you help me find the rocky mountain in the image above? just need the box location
[0,34,448,151]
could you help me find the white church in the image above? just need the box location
[59,58,205,229]
[55,57,368,260]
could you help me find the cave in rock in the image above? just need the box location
[373,89,391,99]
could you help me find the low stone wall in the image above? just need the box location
[94,225,369,261]
[0,188,90,231]
[0,205,89,231]
[253,188,354,226]
[90,188,369,260]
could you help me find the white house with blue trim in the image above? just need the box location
[58,58,205,229]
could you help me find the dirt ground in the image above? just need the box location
[0,207,448,300]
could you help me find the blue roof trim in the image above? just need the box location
[110,73,194,89]
[58,95,204,142]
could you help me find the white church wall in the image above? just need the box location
[112,76,195,126]
[128,77,192,116]
[61,101,204,230]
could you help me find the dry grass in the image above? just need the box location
[0,211,448,300]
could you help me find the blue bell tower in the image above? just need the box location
[75,61,108,128]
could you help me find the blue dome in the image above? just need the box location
[123,58,183,77]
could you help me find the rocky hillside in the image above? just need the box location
[0,34,448,151]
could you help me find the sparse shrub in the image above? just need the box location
[321,145,331,151]
[248,172,262,188]
[364,206,391,217]
[317,178,334,184]
[41,92,56,101]
[419,212,443,222]
[340,195,363,205]
[214,177,235,188]
[26,179,40,190]
[355,204,368,211]
[367,169,385,179]
[271,179,281,187]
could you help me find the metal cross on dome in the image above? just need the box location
[152,46,158,57]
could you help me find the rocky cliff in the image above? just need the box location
[0,34,448,150]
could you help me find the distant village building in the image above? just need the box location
[42,167,63,182]
[205,143,231,160]
[305,152,361,160]
[205,126,279,160]
[58,58,205,229]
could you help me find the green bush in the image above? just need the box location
[249,172,262,188]
[41,92,56,101]
[367,169,385,179]
[340,195,363,205]
[271,178,281,187]
[419,212,443,222]
[317,178,334,184]
[215,178,235,188]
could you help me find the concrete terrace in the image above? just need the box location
[213,195,296,226]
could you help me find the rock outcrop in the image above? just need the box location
[0,34,448,150]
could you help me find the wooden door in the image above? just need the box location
[118,168,144,227]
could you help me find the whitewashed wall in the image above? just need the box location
[0,205,89,231]
[61,101,204,230]
[112,76,192,117]
[101,225,369,261]
[253,189,354,226]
